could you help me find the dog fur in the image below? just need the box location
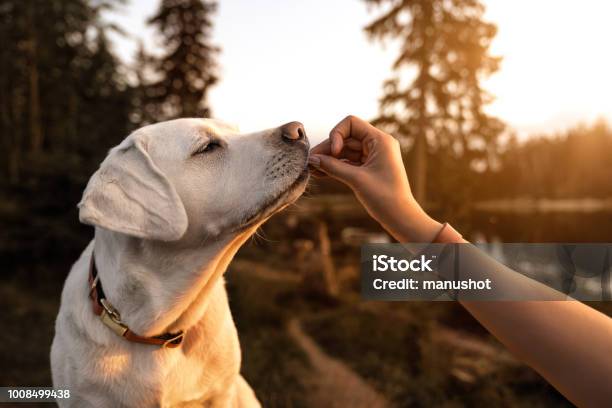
[50,118,309,407]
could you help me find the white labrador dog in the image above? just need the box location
[51,118,310,407]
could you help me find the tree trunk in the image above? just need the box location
[410,2,432,207]
[8,88,23,185]
[8,136,21,185]
[412,79,428,206]
[411,130,427,205]
[27,4,43,152]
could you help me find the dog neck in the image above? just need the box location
[92,225,259,337]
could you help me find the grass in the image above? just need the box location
[1,239,607,407]
[302,301,574,407]
[0,278,59,388]
[0,255,313,408]
[0,275,61,408]
[226,259,311,408]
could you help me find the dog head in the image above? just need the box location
[78,118,309,242]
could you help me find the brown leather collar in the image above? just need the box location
[88,251,184,348]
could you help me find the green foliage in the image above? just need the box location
[227,263,310,408]
[0,3,609,404]
[364,0,505,203]
[304,305,573,407]
[478,120,612,199]
[142,0,219,120]
[0,0,223,264]
[0,0,133,263]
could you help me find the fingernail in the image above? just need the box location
[308,155,321,167]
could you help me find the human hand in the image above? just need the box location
[308,115,441,242]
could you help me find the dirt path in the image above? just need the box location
[233,259,389,406]
[287,318,389,408]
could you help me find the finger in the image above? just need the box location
[309,139,331,156]
[329,115,374,156]
[339,159,363,166]
[308,154,359,185]
[343,138,362,151]
[337,149,362,163]
[311,138,361,158]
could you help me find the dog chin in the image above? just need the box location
[233,168,309,233]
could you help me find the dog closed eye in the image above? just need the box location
[192,140,223,156]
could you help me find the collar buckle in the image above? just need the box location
[100,298,128,337]
[89,250,185,347]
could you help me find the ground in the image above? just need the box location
[3,247,608,407]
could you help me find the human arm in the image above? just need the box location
[309,115,612,407]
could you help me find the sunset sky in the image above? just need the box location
[106,0,612,145]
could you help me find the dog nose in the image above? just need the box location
[280,121,306,142]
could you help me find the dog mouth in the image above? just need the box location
[233,165,310,232]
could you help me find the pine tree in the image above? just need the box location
[364,0,504,205]
[25,0,43,152]
[75,28,133,155]
[132,42,156,126]
[0,0,132,260]
[146,0,219,119]
[0,0,28,183]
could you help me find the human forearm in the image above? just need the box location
[440,242,612,406]
[390,203,612,405]
[366,195,443,243]
[461,300,612,407]
[393,210,612,405]
[430,231,612,406]
[311,115,612,407]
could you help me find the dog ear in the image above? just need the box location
[78,135,188,241]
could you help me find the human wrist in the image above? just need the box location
[406,201,442,242]
[395,196,442,242]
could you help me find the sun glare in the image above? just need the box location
[107,0,612,139]
[483,0,612,135]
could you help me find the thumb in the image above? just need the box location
[309,154,358,185]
